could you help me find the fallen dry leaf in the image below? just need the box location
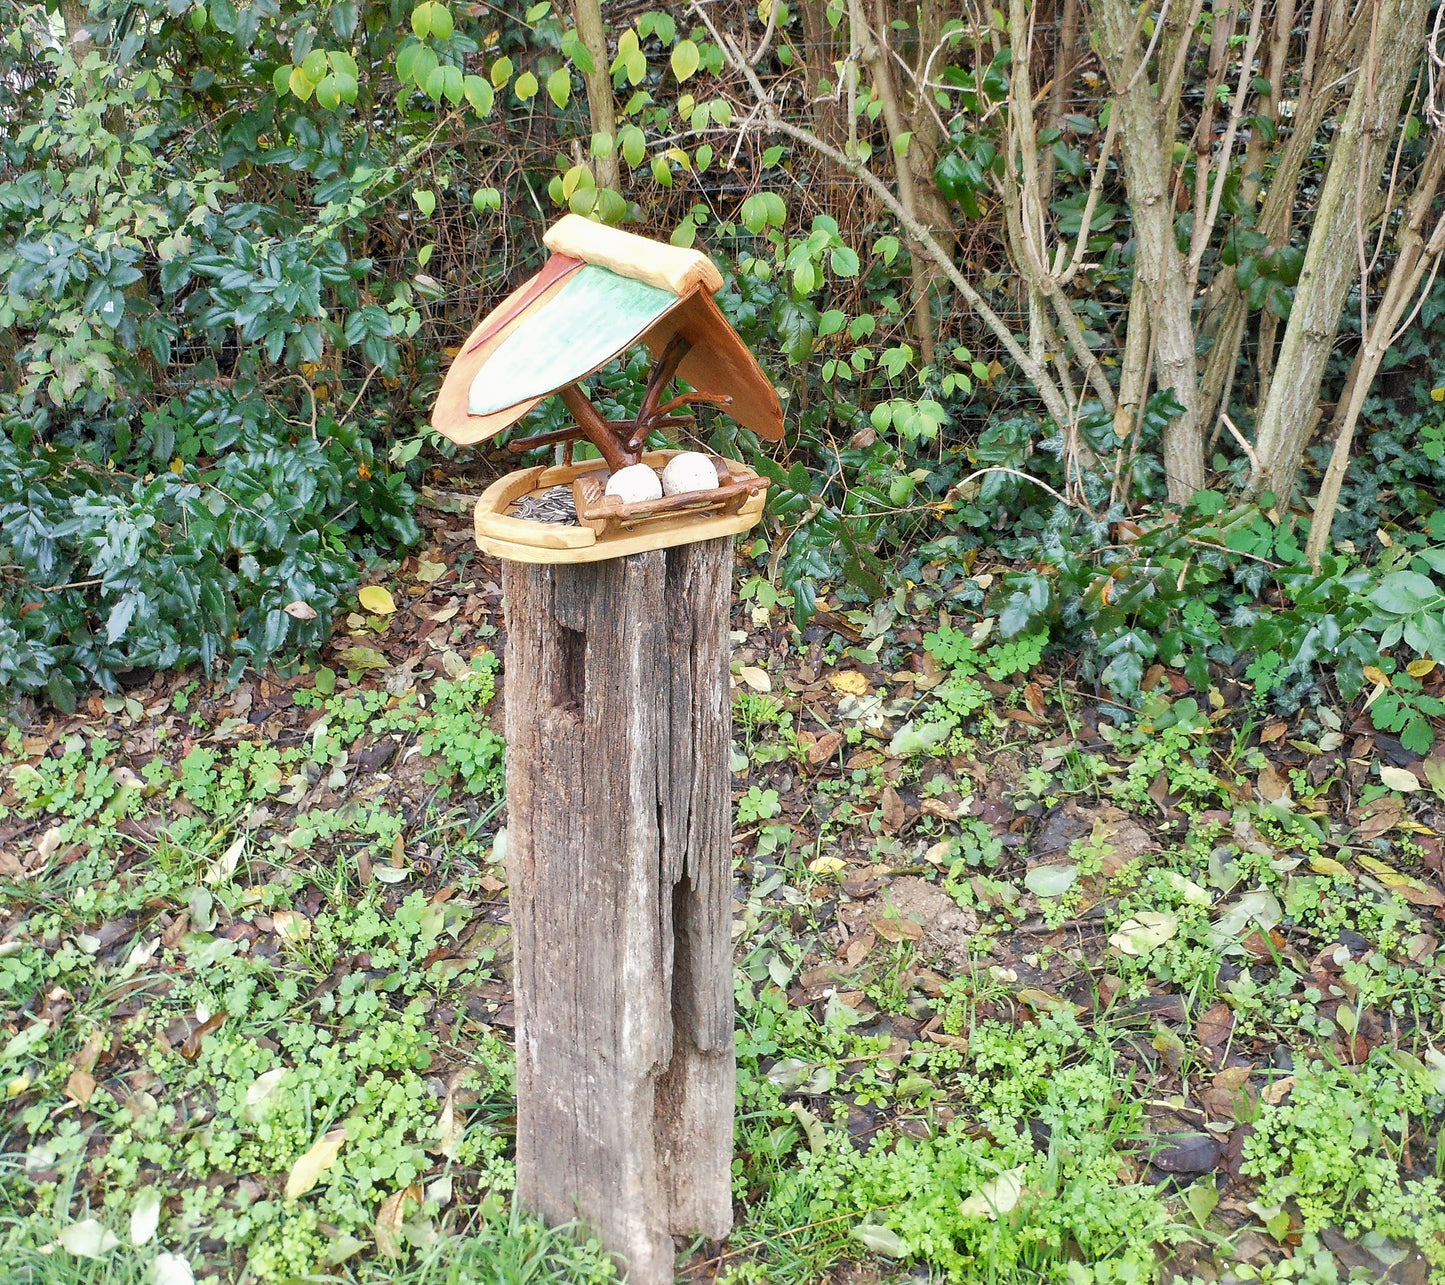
[806,731,843,766]
[843,930,876,967]
[375,1183,422,1259]
[1262,1075,1296,1105]
[828,670,870,697]
[65,1069,96,1107]
[181,1014,227,1060]
[1109,911,1178,956]
[960,1165,1025,1219]
[871,915,924,943]
[285,1127,348,1200]
[880,786,906,833]
[1196,1002,1234,1050]
[283,601,318,620]
[1379,764,1420,793]
[1256,764,1291,805]
[737,665,771,693]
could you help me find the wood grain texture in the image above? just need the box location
[502,538,735,1284]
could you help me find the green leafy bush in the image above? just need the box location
[1,5,425,706]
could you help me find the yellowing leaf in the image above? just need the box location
[1363,664,1391,687]
[336,646,389,671]
[960,1165,1025,1219]
[1308,856,1351,878]
[416,558,447,584]
[1379,764,1420,793]
[434,1095,465,1160]
[358,585,397,615]
[829,670,870,696]
[808,855,846,876]
[285,1127,347,1200]
[1356,855,1445,905]
[670,38,700,80]
[1408,658,1437,678]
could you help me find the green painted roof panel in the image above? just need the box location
[467,264,679,416]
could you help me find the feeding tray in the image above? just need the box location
[472,449,768,564]
[432,215,784,563]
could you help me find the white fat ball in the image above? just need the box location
[604,463,663,504]
[661,452,719,496]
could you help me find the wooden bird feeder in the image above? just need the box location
[433,213,784,563]
[433,218,785,1283]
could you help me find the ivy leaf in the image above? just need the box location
[546,67,570,108]
[411,190,436,218]
[514,70,539,101]
[670,39,700,80]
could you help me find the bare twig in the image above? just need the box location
[1219,413,1261,472]
[687,0,1074,427]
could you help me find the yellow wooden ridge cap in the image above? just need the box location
[542,213,724,296]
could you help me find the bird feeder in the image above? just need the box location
[433,213,784,563]
[433,218,784,1284]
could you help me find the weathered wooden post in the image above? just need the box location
[432,216,784,1283]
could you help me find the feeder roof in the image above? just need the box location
[432,215,784,446]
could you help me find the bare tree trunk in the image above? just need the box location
[574,0,619,192]
[503,541,735,1284]
[1040,0,1082,208]
[1250,0,1429,504]
[1196,0,1363,431]
[1093,0,1206,500]
[1305,134,1445,562]
[857,0,936,363]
